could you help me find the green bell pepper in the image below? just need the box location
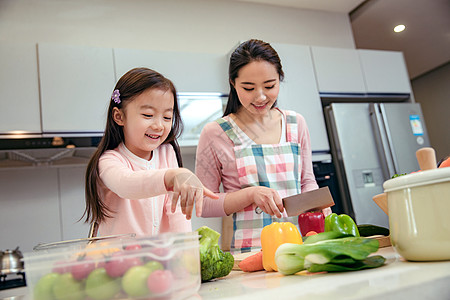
[324,213,360,237]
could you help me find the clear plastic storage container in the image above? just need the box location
[24,232,200,300]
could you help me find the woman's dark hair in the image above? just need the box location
[83,67,183,225]
[223,39,285,116]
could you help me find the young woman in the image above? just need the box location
[196,39,331,253]
[84,67,217,237]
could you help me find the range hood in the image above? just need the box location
[0,92,228,167]
[0,135,101,168]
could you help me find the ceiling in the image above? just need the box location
[230,0,450,79]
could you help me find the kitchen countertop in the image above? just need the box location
[2,247,450,300]
[198,247,450,300]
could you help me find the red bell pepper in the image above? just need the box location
[298,211,325,236]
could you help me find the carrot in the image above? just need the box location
[238,251,264,272]
[305,231,318,236]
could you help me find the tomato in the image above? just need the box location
[147,270,173,294]
[71,256,96,280]
[85,268,121,300]
[104,251,143,278]
[121,266,152,297]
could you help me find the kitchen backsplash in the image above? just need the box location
[0,152,222,253]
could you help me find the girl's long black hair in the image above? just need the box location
[223,39,285,116]
[83,67,183,225]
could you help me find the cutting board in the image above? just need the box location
[231,235,391,271]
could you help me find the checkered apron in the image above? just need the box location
[217,110,301,253]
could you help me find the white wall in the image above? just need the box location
[0,0,356,251]
[0,0,355,54]
[412,62,450,161]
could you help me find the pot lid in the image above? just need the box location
[383,167,450,192]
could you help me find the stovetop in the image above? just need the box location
[0,272,26,291]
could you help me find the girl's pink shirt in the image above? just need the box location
[198,110,318,217]
[97,143,191,237]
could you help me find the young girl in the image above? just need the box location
[196,40,332,253]
[84,67,217,237]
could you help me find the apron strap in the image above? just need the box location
[216,117,244,146]
[283,110,299,143]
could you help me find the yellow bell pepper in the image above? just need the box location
[261,222,303,272]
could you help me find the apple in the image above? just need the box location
[147,269,173,294]
[104,251,143,278]
[121,266,152,297]
[85,268,121,300]
[52,272,84,300]
[33,272,60,300]
[71,256,96,280]
[144,260,164,272]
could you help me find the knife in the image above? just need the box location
[282,186,335,217]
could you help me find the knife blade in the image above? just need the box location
[282,186,335,217]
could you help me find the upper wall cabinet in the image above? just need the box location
[311,46,366,94]
[113,48,228,93]
[0,42,41,134]
[272,43,329,152]
[311,46,412,95]
[358,49,412,94]
[38,43,115,133]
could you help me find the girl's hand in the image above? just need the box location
[249,186,284,218]
[165,168,218,220]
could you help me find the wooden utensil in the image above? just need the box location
[416,147,437,171]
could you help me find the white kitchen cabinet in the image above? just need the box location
[0,42,41,134]
[311,46,366,94]
[311,46,412,96]
[358,49,412,94]
[113,48,228,93]
[38,43,115,133]
[273,43,330,152]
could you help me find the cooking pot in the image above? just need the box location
[0,247,24,275]
[383,167,450,261]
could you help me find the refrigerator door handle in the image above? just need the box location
[370,103,398,178]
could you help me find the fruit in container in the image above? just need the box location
[71,255,96,280]
[33,272,60,300]
[147,269,174,294]
[28,232,201,300]
[144,260,164,272]
[52,260,71,274]
[85,268,121,300]
[104,250,143,278]
[121,265,152,297]
[52,273,84,300]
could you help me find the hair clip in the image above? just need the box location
[112,89,121,104]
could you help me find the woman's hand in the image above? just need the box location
[249,186,284,218]
[165,168,218,220]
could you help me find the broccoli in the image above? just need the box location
[196,226,234,282]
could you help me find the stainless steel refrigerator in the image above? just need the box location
[324,102,430,228]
